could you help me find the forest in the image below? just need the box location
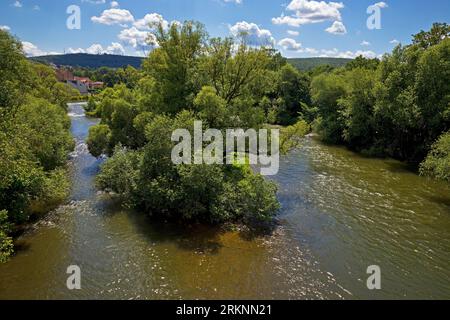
[0,22,449,262]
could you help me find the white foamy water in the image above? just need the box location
[70,142,90,158]
[68,112,85,118]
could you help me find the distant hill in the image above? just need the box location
[30,53,351,71]
[287,57,352,71]
[30,53,144,69]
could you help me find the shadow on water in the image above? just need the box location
[94,189,280,256]
[384,160,419,174]
[11,241,31,255]
[131,214,226,255]
[426,194,450,210]
[120,208,279,255]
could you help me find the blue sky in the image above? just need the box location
[1,0,449,58]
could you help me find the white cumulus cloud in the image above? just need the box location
[22,41,46,57]
[67,42,125,55]
[229,21,274,47]
[278,38,302,51]
[320,48,378,59]
[272,0,344,27]
[287,30,300,36]
[91,8,134,26]
[118,27,157,50]
[325,21,347,35]
[133,13,168,30]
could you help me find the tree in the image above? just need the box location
[0,30,32,118]
[345,56,380,71]
[412,22,450,49]
[16,99,74,171]
[200,38,271,105]
[311,72,347,144]
[86,21,319,227]
[415,38,450,157]
[309,23,450,166]
[277,64,311,124]
[109,99,140,149]
[87,125,112,157]
[143,21,208,114]
[193,86,228,128]
[339,68,377,149]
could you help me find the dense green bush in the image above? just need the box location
[420,132,450,182]
[0,210,13,263]
[87,125,112,157]
[311,24,450,164]
[89,22,300,224]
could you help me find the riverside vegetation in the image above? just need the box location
[0,30,81,262]
[85,21,311,225]
[1,22,449,263]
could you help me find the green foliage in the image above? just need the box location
[288,57,351,71]
[412,22,450,49]
[345,56,380,71]
[96,146,142,201]
[279,120,311,154]
[311,72,347,144]
[339,68,377,148]
[0,210,13,263]
[16,99,74,170]
[87,125,112,157]
[0,31,74,261]
[0,30,33,116]
[310,25,450,166]
[73,65,142,88]
[194,86,228,128]
[30,63,81,108]
[97,121,280,223]
[143,21,208,114]
[87,21,343,225]
[420,132,450,182]
[277,64,312,124]
[85,96,97,114]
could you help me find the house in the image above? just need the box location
[74,76,104,91]
[56,68,74,82]
[54,67,104,94]
[90,81,104,90]
[66,79,89,95]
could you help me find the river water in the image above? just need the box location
[0,102,449,300]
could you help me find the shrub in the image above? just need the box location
[420,132,450,182]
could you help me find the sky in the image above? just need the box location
[0,0,449,58]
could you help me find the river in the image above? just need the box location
[0,102,449,300]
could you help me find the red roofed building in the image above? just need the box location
[56,68,74,82]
